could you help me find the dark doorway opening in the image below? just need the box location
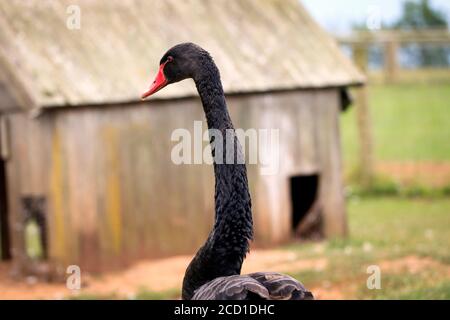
[290,174,320,238]
[0,159,11,260]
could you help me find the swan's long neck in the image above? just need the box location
[181,57,253,300]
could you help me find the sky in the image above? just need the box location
[301,0,450,34]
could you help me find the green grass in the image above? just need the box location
[67,293,119,300]
[134,288,179,300]
[356,274,450,300]
[24,220,44,260]
[347,197,450,262]
[347,174,450,197]
[285,197,450,299]
[341,80,450,166]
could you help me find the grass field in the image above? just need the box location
[286,196,450,299]
[341,72,450,168]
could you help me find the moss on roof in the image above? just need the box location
[0,0,364,109]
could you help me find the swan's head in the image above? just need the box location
[141,42,209,99]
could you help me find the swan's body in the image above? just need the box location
[142,43,313,300]
[192,272,313,300]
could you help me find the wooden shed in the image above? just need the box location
[0,0,364,275]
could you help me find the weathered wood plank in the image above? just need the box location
[314,89,347,238]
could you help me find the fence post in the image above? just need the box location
[352,44,375,187]
[385,40,399,82]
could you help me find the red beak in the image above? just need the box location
[141,63,168,100]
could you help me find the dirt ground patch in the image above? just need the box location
[2,252,446,300]
[0,249,326,300]
[309,284,351,300]
[0,250,450,300]
[378,255,450,277]
[377,161,450,187]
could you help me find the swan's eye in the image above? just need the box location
[167,56,174,63]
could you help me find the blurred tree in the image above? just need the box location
[393,0,449,67]
[394,0,447,29]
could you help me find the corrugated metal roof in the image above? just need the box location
[0,0,365,109]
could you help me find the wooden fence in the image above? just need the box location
[337,29,450,82]
[335,29,450,186]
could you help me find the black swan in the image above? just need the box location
[142,43,313,300]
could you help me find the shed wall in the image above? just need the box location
[4,89,344,272]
